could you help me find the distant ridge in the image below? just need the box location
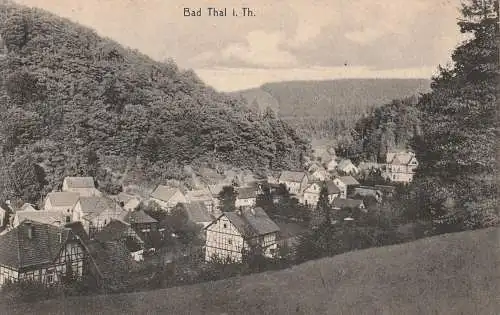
[231,78,431,118]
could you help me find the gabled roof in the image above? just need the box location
[186,189,213,202]
[63,177,96,189]
[337,176,360,186]
[0,221,77,270]
[332,198,364,209]
[236,187,257,200]
[325,180,341,194]
[78,196,124,219]
[94,220,141,243]
[184,202,213,224]
[150,186,183,202]
[337,159,356,170]
[279,171,306,183]
[125,210,158,225]
[208,184,226,197]
[20,203,37,212]
[218,207,280,238]
[386,151,415,165]
[112,192,141,205]
[45,191,80,208]
[16,210,65,226]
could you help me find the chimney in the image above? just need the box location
[26,222,33,239]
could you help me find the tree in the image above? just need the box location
[217,185,236,212]
[412,0,499,231]
[316,181,331,224]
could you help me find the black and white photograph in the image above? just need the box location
[0,0,497,314]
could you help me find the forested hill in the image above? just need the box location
[232,79,431,118]
[0,3,308,205]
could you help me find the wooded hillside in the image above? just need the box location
[0,3,309,205]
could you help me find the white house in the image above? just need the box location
[324,158,338,171]
[62,177,101,197]
[333,176,360,199]
[205,207,280,263]
[149,186,187,212]
[44,191,80,221]
[278,171,308,195]
[72,196,127,235]
[12,210,65,228]
[337,159,359,175]
[235,187,257,208]
[303,180,341,208]
[0,221,87,287]
[385,151,418,183]
[310,168,330,181]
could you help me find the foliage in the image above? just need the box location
[411,0,499,231]
[217,185,236,212]
[0,3,309,205]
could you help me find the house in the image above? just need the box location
[72,196,127,236]
[353,186,383,203]
[185,189,214,213]
[44,192,80,221]
[303,181,341,208]
[12,210,65,228]
[0,221,87,287]
[0,206,6,227]
[333,176,360,198]
[19,203,37,212]
[149,186,187,212]
[94,219,145,251]
[278,171,308,195]
[310,168,330,181]
[324,158,338,171]
[337,159,359,175]
[385,151,418,183]
[357,162,382,172]
[125,210,158,233]
[332,198,366,211]
[62,177,101,197]
[276,221,307,256]
[183,202,214,228]
[235,187,257,208]
[205,207,280,263]
[111,192,141,212]
[374,185,396,197]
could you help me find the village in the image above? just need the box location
[0,147,418,292]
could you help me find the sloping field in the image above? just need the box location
[6,227,500,314]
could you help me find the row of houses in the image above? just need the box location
[309,150,418,184]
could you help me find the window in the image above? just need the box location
[223,223,227,228]
[228,239,232,245]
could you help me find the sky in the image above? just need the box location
[14,0,465,91]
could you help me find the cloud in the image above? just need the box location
[190,30,298,68]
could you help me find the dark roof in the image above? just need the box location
[222,207,280,238]
[279,171,306,183]
[184,202,213,224]
[150,186,182,202]
[45,192,80,208]
[94,220,141,243]
[325,180,341,194]
[78,196,123,218]
[374,185,396,193]
[275,221,307,240]
[64,221,89,241]
[0,221,77,270]
[237,187,257,199]
[126,210,158,225]
[85,239,133,287]
[64,177,95,189]
[338,176,360,186]
[332,198,364,209]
